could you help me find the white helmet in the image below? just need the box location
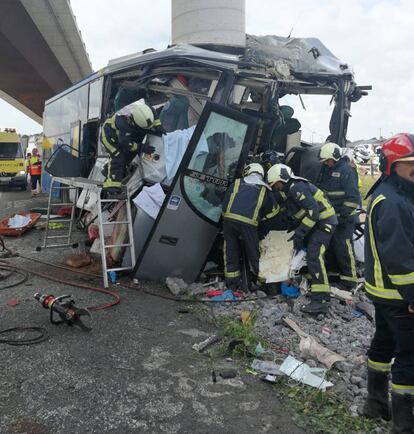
[319,142,342,162]
[243,163,264,177]
[131,104,154,129]
[267,164,293,185]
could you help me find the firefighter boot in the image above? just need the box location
[362,369,391,421]
[392,393,414,433]
[300,292,330,315]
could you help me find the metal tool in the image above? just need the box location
[34,293,92,331]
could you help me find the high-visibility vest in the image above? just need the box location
[30,156,42,175]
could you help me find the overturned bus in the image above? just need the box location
[41,35,370,283]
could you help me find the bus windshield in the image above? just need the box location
[0,143,23,159]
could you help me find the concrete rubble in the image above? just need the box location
[210,287,376,415]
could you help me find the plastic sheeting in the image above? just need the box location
[8,214,31,228]
[280,355,333,390]
[163,125,209,180]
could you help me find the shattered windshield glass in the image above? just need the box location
[184,112,248,223]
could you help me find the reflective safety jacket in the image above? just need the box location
[29,156,41,176]
[318,158,361,220]
[101,114,148,156]
[283,179,337,239]
[222,178,275,227]
[364,176,414,305]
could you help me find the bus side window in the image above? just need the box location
[88,78,103,120]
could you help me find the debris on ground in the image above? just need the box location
[280,355,333,390]
[65,252,92,268]
[251,359,283,376]
[192,333,221,352]
[165,276,188,296]
[283,317,345,369]
[209,287,376,412]
[48,222,65,230]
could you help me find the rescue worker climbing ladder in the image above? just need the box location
[267,164,337,314]
[317,142,360,290]
[100,102,161,197]
[363,133,414,433]
[222,163,277,290]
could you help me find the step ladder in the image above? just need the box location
[42,176,136,287]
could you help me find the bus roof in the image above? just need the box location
[45,39,360,106]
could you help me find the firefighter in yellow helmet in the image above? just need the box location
[101,102,162,198]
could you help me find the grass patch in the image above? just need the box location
[208,311,266,359]
[277,379,382,434]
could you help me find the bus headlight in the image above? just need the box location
[18,170,26,176]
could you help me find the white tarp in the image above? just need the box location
[259,231,294,283]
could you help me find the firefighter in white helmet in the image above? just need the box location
[222,163,277,290]
[267,164,337,314]
[317,142,361,291]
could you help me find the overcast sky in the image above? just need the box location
[1,0,412,142]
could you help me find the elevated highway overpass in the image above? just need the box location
[0,0,92,124]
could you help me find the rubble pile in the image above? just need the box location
[209,288,376,413]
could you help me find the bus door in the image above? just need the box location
[133,102,258,282]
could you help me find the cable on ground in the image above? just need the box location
[0,264,28,289]
[0,259,120,311]
[17,254,259,304]
[0,326,49,346]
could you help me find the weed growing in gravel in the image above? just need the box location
[207,311,267,359]
[277,380,383,434]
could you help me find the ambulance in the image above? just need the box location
[0,128,27,190]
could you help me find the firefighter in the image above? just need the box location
[318,142,361,290]
[222,163,277,290]
[101,103,161,198]
[363,133,414,432]
[29,148,42,196]
[267,164,337,314]
[258,150,289,237]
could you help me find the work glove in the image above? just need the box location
[141,143,156,155]
[150,124,166,136]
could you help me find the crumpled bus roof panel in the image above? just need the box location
[245,34,353,77]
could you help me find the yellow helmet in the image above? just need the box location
[319,142,342,162]
[243,163,264,177]
[131,104,154,129]
[267,164,293,186]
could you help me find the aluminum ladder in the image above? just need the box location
[42,176,136,287]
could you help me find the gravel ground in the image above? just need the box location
[208,288,379,418]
